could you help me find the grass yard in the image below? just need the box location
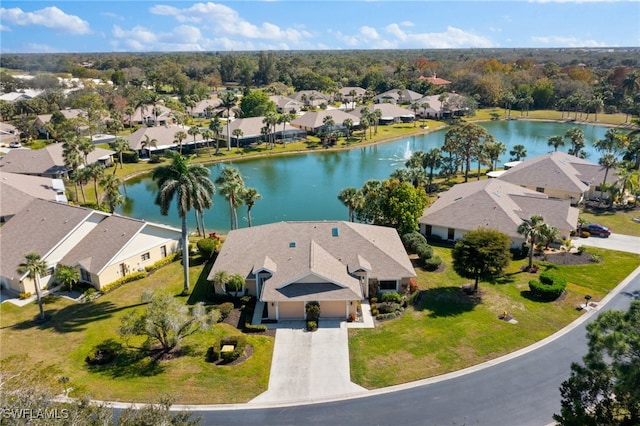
[580,208,640,237]
[0,257,273,404]
[348,246,640,389]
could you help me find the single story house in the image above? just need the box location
[374,89,424,105]
[290,110,359,134]
[126,105,174,127]
[269,95,303,114]
[0,90,42,103]
[208,221,416,321]
[497,152,619,204]
[415,93,468,119]
[0,143,114,179]
[290,90,330,107]
[418,74,452,86]
[125,125,206,157]
[419,179,579,248]
[0,198,181,295]
[0,172,67,222]
[228,116,306,146]
[34,108,88,136]
[351,104,415,125]
[0,122,20,146]
[190,98,222,118]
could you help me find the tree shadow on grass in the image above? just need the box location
[11,300,147,334]
[187,260,214,305]
[413,286,482,318]
[87,341,165,378]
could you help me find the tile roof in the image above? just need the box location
[209,221,416,302]
[419,179,578,238]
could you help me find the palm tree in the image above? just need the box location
[337,187,362,222]
[209,116,223,155]
[539,224,560,250]
[263,112,278,149]
[17,252,48,320]
[547,135,565,152]
[99,173,124,213]
[141,134,158,158]
[201,129,213,156]
[62,141,82,201]
[424,148,443,193]
[410,103,420,126]
[187,126,201,151]
[54,265,79,293]
[77,138,95,165]
[278,113,293,143]
[152,151,215,293]
[598,153,619,205]
[85,163,105,205]
[565,127,585,157]
[232,128,244,151]
[215,166,245,230]
[517,214,545,271]
[509,144,527,161]
[219,91,238,152]
[240,187,262,227]
[342,118,354,139]
[484,141,506,171]
[110,137,130,173]
[174,130,187,155]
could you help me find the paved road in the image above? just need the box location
[572,232,640,254]
[182,266,640,426]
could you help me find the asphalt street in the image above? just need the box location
[183,266,640,426]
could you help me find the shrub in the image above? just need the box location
[377,302,402,314]
[581,231,590,238]
[380,292,402,303]
[85,340,121,365]
[370,297,378,304]
[370,307,379,316]
[306,320,317,331]
[376,312,400,321]
[590,254,603,263]
[121,151,139,163]
[402,231,428,251]
[206,344,220,362]
[305,301,320,322]
[217,302,234,320]
[218,335,247,362]
[197,237,220,259]
[18,292,31,300]
[244,323,267,333]
[415,243,434,261]
[529,273,567,301]
[424,255,442,271]
[101,271,147,293]
[144,253,178,273]
[149,154,163,164]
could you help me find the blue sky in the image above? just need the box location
[1,1,639,53]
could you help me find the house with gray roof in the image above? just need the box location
[34,108,88,136]
[415,93,468,119]
[190,98,222,118]
[0,198,181,295]
[352,104,415,125]
[290,110,359,134]
[374,89,424,105]
[125,125,206,156]
[0,122,20,146]
[0,143,114,178]
[269,95,303,114]
[290,90,330,107]
[0,172,67,222]
[208,221,416,321]
[228,116,306,146]
[497,152,619,204]
[126,105,174,127]
[419,179,579,247]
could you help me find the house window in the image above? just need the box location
[45,267,54,276]
[424,225,432,236]
[80,269,92,283]
[536,187,545,193]
[379,280,397,291]
[447,228,455,240]
[141,252,150,261]
[160,245,167,257]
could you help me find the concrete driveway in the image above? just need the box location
[250,321,366,404]
[572,232,640,254]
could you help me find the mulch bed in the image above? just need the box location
[535,251,594,266]
[222,304,276,338]
[212,344,254,366]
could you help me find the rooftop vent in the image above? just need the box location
[289,242,296,248]
[332,227,339,237]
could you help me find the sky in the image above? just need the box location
[0,1,639,54]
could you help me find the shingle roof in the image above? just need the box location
[0,173,67,218]
[0,199,97,281]
[338,87,366,96]
[0,143,114,176]
[125,125,204,151]
[60,214,146,274]
[497,152,615,193]
[290,110,360,130]
[209,221,415,302]
[352,104,415,120]
[419,179,578,238]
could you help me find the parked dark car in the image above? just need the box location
[581,223,611,238]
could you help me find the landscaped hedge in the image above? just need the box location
[207,335,248,363]
[144,253,178,273]
[424,255,442,271]
[529,272,567,301]
[196,237,220,259]
[380,291,402,303]
[402,231,428,251]
[101,271,147,293]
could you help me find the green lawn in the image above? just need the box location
[348,246,640,389]
[0,257,273,404]
[580,208,640,237]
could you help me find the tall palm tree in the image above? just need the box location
[262,112,278,149]
[278,113,293,142]
[539,224,559,250]
[141,134,157,158]
[85,163,105,205]
[62,141,82,201]
[547,135,565,152]
[215,166,245,230]
[342,118,354,138]
[201,129,213,157]
[232,128,244,151]
[209,116,223,155]
[598,153,619,205]
[565,127,585,157]
[187,126,201,151]
[174,130,187,155]
[240,187,262,227]
[337,187,362,222]
[517,214,545,271]
[509,144,527,161]
[219,91,238,152]
[152,151,215,293]
[424,148,443,193]
[99,173,124,213]
[484,141,506,171]
[77,138,95,165]
[110,137,130,173]
[410,103,420,126]
[17,252,48,320]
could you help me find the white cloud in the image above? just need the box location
[531,35,610,47]
[0,6,90,35]
[0,25,10,32]
[360,26,380,40]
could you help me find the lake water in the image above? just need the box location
[117,121,610,232]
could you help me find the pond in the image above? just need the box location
[117,120,610,233]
